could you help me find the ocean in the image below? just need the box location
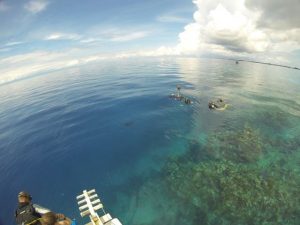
[0,57,299,225]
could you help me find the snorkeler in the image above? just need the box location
[169,85,183,100]
[208,98,227,110]
[176,85,181,98]
[169,85,192,105]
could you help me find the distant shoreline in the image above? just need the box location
[230,58,300,70]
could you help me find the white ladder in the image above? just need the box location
[76,189,122,225]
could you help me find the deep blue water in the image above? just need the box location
[0,58,299,225]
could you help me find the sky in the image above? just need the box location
[0,0,299,84]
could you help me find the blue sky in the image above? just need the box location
[0,0,299,84]
[0,0,194,55]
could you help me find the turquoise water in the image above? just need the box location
[0,58,299,225]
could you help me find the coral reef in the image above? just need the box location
[163,122,300,225]
[205,124,265,163]
[165,159,300,225]
[256,110,291,131]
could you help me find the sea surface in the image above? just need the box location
[0,58,299,225]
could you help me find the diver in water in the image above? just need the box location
[176,85,181,98]
[169,85,183,100]
[169,85,192,104]
[208,98,227,110]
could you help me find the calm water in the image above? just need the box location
[0,58,299,225]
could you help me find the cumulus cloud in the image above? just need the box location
[1,0,299,85]
[176,0,270,55]
[245,0,300,30]
[24,0,49,14]
[167,0,300,66]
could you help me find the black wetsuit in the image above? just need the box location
[15,203,41,225]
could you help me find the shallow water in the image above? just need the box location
[0,58,299,225]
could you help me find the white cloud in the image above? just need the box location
[44,33,81,41]
[176,1,269,55]
[24,0,49,14]
[0,51,79,85]
[0,46,174,85]
[115,46,180,58]
[4,41,24,47]
[158,0,300,66]
[0,50,115,85]
[110,31,148,42]
[1,0,299,85]
[79,26,151,43]
[44,30,148,43]
[119,0,299,67]
[80,38,102,43]
[245,0,300,29]
[157,15,190,23]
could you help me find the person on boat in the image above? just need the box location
[15,191,66,225]
[40,212,74,225]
